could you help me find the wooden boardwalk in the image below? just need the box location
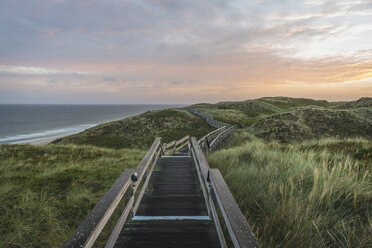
[63,110,261,248]
[114,154,220,247]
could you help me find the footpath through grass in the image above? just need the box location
[0,144,145,248]
[207,131,372,248]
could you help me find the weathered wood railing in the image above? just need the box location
[63,109,260,248]
[188,108,231,129]
[63,138,163,248]
[191,137,261,248]
[197,125,235,153]
[164,135,190,155]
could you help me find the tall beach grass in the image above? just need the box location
[0,144,145,248]
[207,133,372,247]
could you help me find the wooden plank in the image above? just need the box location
[135,156,208,217]
[190,137,210,182]
[162,143,167,154]
[211,127,234,151]
[113,155,220,248]
[113,220,221,248]
[191,148,211,217]
[62,169,134,248]
[105,196,134,248]
[134,137,161,193]
[210,126,234,149]
[209,195,227,248]
[165,141,176,149]
[175,141,189,153]
[210,169,261,248]
[197,126,225,143]
[132,148,161,215]
[175,135,190,146]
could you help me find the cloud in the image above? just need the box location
[0,0,371,103]
[0,66,88,76]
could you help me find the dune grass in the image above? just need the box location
[54,109,213,149]
[250,107,372,143]
[0,144,145,248]
[1,100,371,248]
[189,97,340,128]
[207,133,372,248]
[0,108,213,247]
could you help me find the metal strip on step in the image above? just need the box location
[161,156,191,158]
[132,216,211,221]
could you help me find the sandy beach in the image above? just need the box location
[20,131,79,145]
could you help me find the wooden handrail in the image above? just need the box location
[163,135,190,155]
[175,135,190,146]
[190,134,261,248]
[210,169,261,248]
[134,137,162,193]
[190,137,210,182]
[62,169,134,248]
[165,141,176,149]
[63,109,251,248]
[63,138,162,248]
[209,126,235,150]
[198,126,226,143]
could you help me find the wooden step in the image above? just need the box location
[113,220,220,248]
[113,156,219,247]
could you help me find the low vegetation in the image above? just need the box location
[208,132,372,248]
[251,107,372,143]
[0,108,213,247]
[0,144,145,248]
[54,109,213,149]
[190,97,340,128]
[1,97,371,247]
[334,97,372,109]
[192,97,372,144]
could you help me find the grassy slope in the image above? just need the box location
[207,132,372,248]
[198,97,371,247]
[0,144,145,248]
[54,109,213,149]
[251,107,372,143]
[334,97,372,109]
[0,108,213,247]
[1,99,371,248]
[190,97,340,128]
[191,97,372,143]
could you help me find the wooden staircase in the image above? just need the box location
[113,155,220,247]
[62,110,260,248]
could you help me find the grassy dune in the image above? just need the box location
[1,100,371,247]
[192,97,372,144]
[207,132,372,248]
[54,109,213,149]
[0,108,213,247]
[251,107,372,143]
[190,97,341,127]
[0,144,145,248]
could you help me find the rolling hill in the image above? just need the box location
[53,109,213,149]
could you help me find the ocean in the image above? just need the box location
[0,104,182,144]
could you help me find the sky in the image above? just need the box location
[0,0,371,104]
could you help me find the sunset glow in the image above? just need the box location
[0,0,371,103]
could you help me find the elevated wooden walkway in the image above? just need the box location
[114,155,220,247]
[63,110,260,248]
